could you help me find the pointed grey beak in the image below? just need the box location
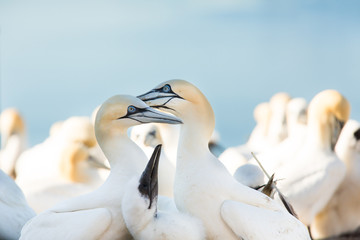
[331,119,346,151]
[354,128,360,141]
[138,144,162,209]
[87,156,110,170]
[119,107,182,124]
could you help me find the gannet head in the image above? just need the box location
[130,124,162,149]
[95,95,182,139]
[58,117,108,182]
[308,89,350,150]
[254,102,271,125]
[335,120,360,165]
[138,144,161,209]
[0,108,25,148]
[59,117,97,148]
[267,92,291,144]
[121,145,162,235]
[286,98,308,125]
[137,80,215,141]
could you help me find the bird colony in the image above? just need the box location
[0,80,359,240]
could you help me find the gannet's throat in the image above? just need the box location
[138,144,162,209]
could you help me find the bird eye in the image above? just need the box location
[128,106,137,113]
[162,84,171,93]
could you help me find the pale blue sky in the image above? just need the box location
[1,0,359,147]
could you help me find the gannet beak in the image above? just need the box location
[331,119,346,150]
[119,107,182,124]
[138,144,162,209]
[87,156,110,170]
[137,85,183,108]
[354,128,360,141]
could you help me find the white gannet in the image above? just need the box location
[16,116,108,213]
[0,169,35,240]
[0,108,27,178]
[262,90,350,226]
[19,95,182,240]
[246,97,308,174]
[266,92,291,146]
[122,144,206,240]
[219,102,271,174]
[311,119,360,238]
[138,80,310,240]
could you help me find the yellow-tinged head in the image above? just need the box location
[137,80,215,140]
[0,108,25,137]
[308,89,350,150]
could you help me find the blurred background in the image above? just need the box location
[0,0,359,147]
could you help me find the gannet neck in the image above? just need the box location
[156,123,179,164]
[267,92,291,144]
[307,90,350,151]
[335,120,360,174]
[98,132,145,175]
[122,177,156,235]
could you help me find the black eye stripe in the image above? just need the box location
[117,107,148,120]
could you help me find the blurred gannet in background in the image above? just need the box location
[122,144,206,240]
[266,92,291,146]
[0,108,27,178]
[0,169,35,240]
[311,119,360,238]
[233,163,265,188]
[246,97,308,173]
[138,80,310,240]
[219,93,290,175]
[16,116,108,212]
[219,102,271,174]
[20,95,182,240]
[258,90,350,226]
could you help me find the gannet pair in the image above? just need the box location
[16,116,107,213]
[0,169,35,240]
[20,95,182,240]
[0,108,27,178]
[311,119,360,238]
[122,144,206,240]
[138,80,310,240]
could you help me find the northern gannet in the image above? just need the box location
[265,90,350,225]
[16,116,107,213]
[311,119,360,238]
[138,80,310,240]
[0,169,35,240]
[245,97,308,174]
[122,144,206,240]
[266,92,291,146]
[0,108,27,178]
[19,95,182,240]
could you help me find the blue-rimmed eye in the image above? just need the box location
[128,106,136,113]
[162,84,171,93]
